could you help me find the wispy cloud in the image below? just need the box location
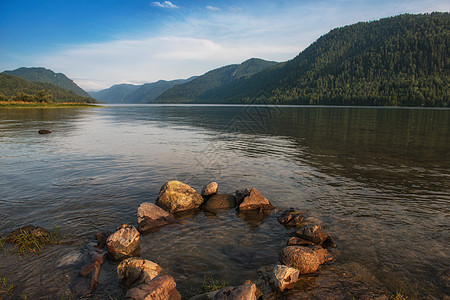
[206,5,221,11]
[152,1,178,8]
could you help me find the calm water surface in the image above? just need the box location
[0,105,449,299]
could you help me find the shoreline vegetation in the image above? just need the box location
[0,101,98,108]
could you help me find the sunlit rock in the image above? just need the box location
[279,246,320,274]
[125,275,181,300]
[137,202,175,233]
[238,187,274,211]
[201,182,219,197]
[118,257,163,289]
[272,264,300,292]
[106,224,140,261]
[156,180,204,213]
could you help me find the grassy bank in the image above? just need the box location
[0,101,99,108]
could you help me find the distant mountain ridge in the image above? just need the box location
[155,58,279,103]
[89,78,196,103]
[3,67,91,98]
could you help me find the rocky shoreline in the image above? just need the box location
[3,180,392,299]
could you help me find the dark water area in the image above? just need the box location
[0,105,449,299]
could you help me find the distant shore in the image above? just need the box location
[0,101,99,108]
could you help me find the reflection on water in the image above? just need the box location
[0,105,449,299]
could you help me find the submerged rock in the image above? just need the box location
[201,182,219,197]
[238,187,274,211]
[156,180,204,213]
[202,194,237,212]
[106,224,140,261]
[213,283,258,300]
[5,225,50,243]
[137,202,175,233]
[279,246,320,274]
[277,208,304,227]
[117,257,163,288]
[125,275,181,300]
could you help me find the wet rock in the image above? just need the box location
[201,182,219,197]
[117,257,163,289]
[277,208,304,227]
[125,275,181,300]
[38,129,52,134]
[238,187,274,211]
[137,202,175,233]
[309,246,335,265]
[296,224,336,248]
[79,262,97,277]
[287,237,315,247]
[213,283,257,300]
[92,249,108,264]
[202,194,237,212]
[94,232,108,249]
[279,246,320,274]
[89,261,101,291]
[272,264,300,292]
[235,188,250,206]
[156,180,204,213]
[5,225,50,243]
[106,224,140,261]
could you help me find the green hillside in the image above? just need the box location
[162,13,450,107]
[3,67,91,98]
[155,58,278,103]
[0,73,96,103]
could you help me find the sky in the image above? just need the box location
[0,0,448,91]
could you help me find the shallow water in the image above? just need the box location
[0,105,449,299]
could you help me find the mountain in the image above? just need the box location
[89,84,140,103]
[154,58,279,103]
[158,13,450,107]
[3,67,91,98]
[0,73,96,103]
[89,78,196,103]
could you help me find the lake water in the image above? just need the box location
[0,105,449,299]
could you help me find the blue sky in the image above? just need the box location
[1,0,448,91]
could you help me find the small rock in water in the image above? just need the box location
[117,257,163,289]
[125,275,181,300]
[238,187,275,211]
[296,224,336,248]
[201,182,219,197]
[106,224,140,261]
[156,180,204,213]
[137,202,175,233]
[277,208,304,227]
[235,188,251,206]
[202,193,237,212]
[38,129,52,134]
[279,246,321,274]
[272,264,300,292]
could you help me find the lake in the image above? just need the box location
[0,105,449,299]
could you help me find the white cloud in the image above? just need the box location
[152,1,178,8]
[206,5,221,11]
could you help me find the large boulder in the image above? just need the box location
[213,283,257,300]
[106,224,140,261]
[296,224,336,248]
[272,264,300,292]
[125,275,181,300]
[201,182,219,197]
[202,194,237,212]
[118,257,163,288]
[137,202,175,233]
[279,246,320,274]
[238,188,274,211]
[156,181,204,213]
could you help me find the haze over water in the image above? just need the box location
[0,105,449,298]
